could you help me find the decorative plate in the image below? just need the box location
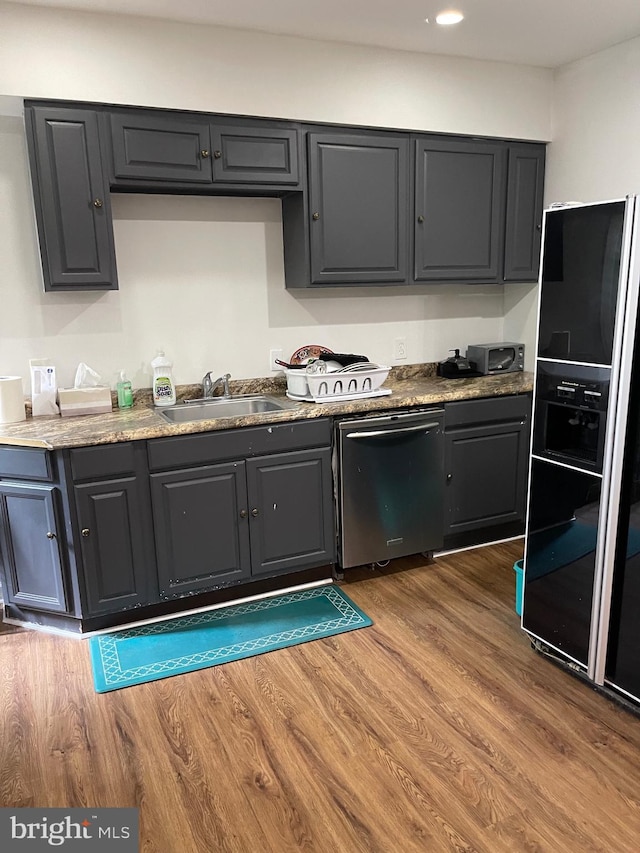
[289,344,334,365]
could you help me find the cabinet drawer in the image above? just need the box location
[148,419,332,472]
[445,394,530,429]
[70,442,137,480]
[0,447,52,481]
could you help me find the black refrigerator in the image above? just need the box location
[523,196,640,707]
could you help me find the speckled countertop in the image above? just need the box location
[0,365,533,450]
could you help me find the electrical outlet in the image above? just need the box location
[269,348,284,372]
[394,337,407,361]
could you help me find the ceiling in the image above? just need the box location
[8,0,640,68]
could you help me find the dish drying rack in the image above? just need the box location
[286,362,392,403]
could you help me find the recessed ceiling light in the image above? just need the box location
[435,10,464,26]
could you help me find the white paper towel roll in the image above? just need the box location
[0,376,26,424]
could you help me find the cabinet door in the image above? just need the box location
[210,124,299,185]
[150,462,251,597]
[25,106,117,291]
[0,483,69,613]
[246,448,335,576]
[503,144,545,282]
[414,137,506,282]
[444,421,529,537]
[308,133,409,284]
[109,112,213,183]
[74,477,158,615]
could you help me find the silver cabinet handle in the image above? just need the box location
[346,422,439,439]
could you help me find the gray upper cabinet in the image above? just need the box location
[306,133,410,285]
[109,111,213,183]
[414,137,507,282]
[25,105,118,291]
[23,98,544,292]
[108,111,300,188]
[210,124,299,185]
[503,144,545,282]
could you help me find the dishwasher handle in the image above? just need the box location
[345,421,440,439]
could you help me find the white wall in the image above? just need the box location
[545,37,640,204]
[0,3,553,390]
[503,34,640,357]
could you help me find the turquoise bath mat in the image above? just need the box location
[88,585,372,693]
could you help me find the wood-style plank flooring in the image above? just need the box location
[2,541,640,852]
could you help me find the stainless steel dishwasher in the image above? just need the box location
[336,408,445,569]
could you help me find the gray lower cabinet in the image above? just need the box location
[149,447,335,596]
[0,482,69,613]
[246,448,334,575]
[305,132,410,285]
[74,476,159,615]
[69,442,158,617]
[25,106,117,292]
[150,461,252,597]
[414,137,507,282]
[443,395,531,546]
[0,422,335,629]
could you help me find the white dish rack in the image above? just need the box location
[284,364,391,401]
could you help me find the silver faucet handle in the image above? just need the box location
[202,371,214,397]
[202,371,231,398]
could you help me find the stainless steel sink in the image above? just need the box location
[157,395,299,424]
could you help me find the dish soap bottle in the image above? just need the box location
[116,370,134,409]
[151,351,176,407]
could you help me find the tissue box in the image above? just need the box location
[57,386,113,417]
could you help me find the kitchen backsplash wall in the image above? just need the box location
[0,3,553,391]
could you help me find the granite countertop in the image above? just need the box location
[0,366,533,451]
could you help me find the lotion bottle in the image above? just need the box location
[116,370,134,409]
[151,351,176,407]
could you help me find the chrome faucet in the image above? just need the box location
[202,372,232,399]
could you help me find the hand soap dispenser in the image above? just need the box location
[116,370,134,409]
[437,349,480,379]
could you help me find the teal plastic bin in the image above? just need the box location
[513,560,524,616]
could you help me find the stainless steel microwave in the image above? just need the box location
[465,342,525,374]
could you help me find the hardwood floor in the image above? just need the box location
[2,540,640,852]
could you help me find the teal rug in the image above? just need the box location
[88,585,372,693]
